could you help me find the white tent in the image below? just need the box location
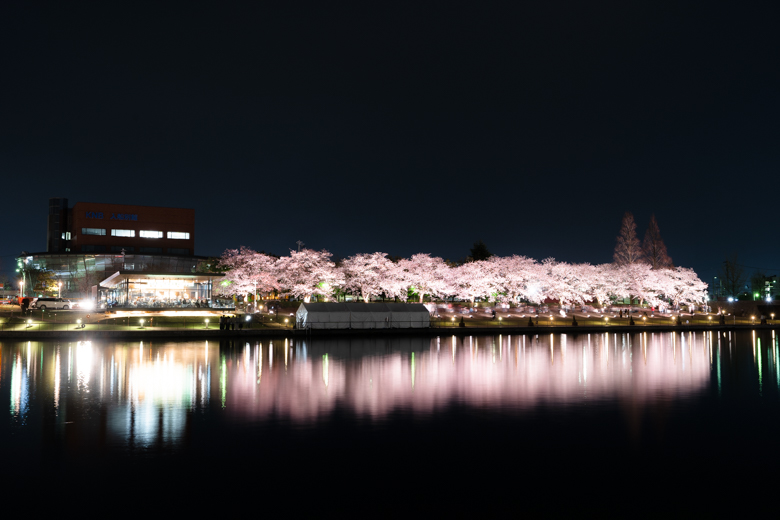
[295,302,431,329]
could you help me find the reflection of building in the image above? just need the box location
[20,197,222,303]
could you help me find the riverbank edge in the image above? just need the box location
[0,324,776,341]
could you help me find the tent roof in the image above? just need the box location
[297,302,429,313]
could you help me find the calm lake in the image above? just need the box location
[2,331,779,514]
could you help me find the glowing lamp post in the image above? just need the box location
[27,319,32,329]
[76,319,82,329]
[140,319,145,329]
[204,319,210,330]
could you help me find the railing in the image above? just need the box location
[430,315,762,328]
[0,310,295,332]
[0,307,770,333]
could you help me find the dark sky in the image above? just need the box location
[2,1,779,283]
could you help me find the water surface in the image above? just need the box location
[2,331,778,514]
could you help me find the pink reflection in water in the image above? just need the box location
[225,332,712,422]
[2,333,714,444]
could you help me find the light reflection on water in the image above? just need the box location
[1,332,746,444]
[4,330,780,513]
[226,332,715,423]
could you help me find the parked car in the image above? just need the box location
[29,297,73,310]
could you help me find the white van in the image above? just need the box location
[30,297,73,310]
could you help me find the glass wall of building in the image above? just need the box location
[101,273,225,308]
[20,253,216,298]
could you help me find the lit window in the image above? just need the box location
[82,228,106,236]
[140,230,163,238]
[111,229,136,237]
[167,232,190,240]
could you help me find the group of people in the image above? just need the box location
[220,314,248,330]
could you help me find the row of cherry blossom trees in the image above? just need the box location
[215,248,707,308]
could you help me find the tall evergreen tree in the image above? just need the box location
[642,214,673,269]
[469,240,492,261]
[613,212,642,266]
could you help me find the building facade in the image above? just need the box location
[47,197,195,255]
[21,198,223,306]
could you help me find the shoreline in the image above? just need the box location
[0,323,776,341]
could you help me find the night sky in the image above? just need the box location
[2,2,779,282]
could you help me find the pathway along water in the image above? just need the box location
[2,331,778,515]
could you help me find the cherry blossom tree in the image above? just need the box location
[216,247,278,297]
[341,252,397,303]
[586,263,625,307]
[658,267,707,309]
[488,255,539,305]
[274,249,342,302]
[453,260,495,305]
[213,243,708,313]
[397,254,451,303]
[542,259,593,308]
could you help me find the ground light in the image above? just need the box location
[26,319,32,329]
[76,319,82,329]
[140,319,145,329]
[204,319,209,330]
